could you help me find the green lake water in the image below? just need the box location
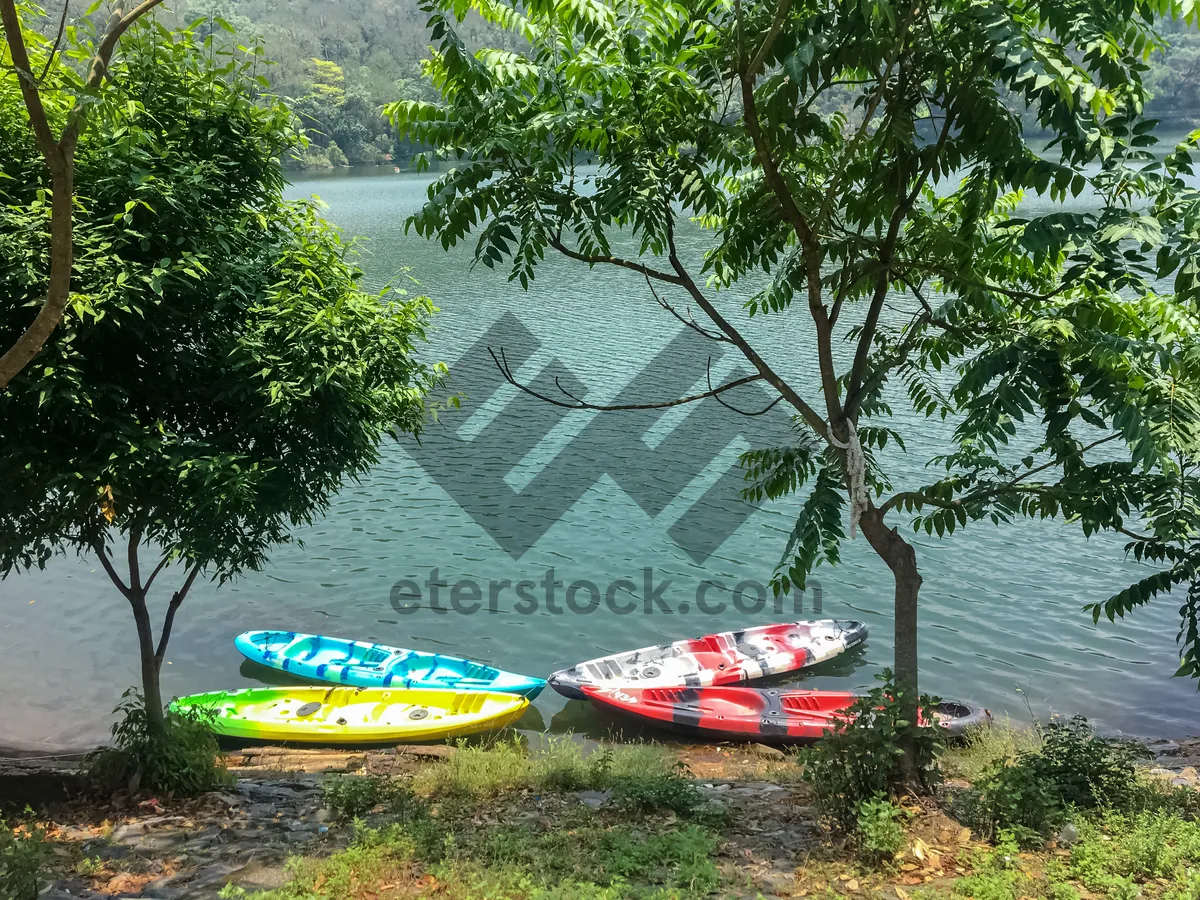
[2,167,1198,750]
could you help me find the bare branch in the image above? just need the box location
[36,0,70,85]
[547,236,684,286]
[489,347,766,411]
[706,358,785,416]
[662,219,830,439]
[644,275,730,342]
[85,0,166,88]
[127,523,142,593]
[847,96,956,407]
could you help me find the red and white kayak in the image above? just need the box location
[548,619,868,700]
[582,685,991,743]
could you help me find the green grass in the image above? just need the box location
[1068,811,1200,898]
[410,737,684,799]
[233,805,721,899]
[941,716,1041,782]
[236,739,725,900]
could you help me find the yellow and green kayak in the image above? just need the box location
[170,686,529,744]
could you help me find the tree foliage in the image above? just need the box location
[391,0,1200,710]
[0,16,442,724]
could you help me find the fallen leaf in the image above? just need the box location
[957,827,971,843]
[846,880,859,891]
[901,877,922,886]
[895,888,911,900]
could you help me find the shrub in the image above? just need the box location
[323,776,422,822]
[608,766,703,816]
[88,690,231,796]
[966,716,1148,843]
[0,819,46,900]
[855,796,906,867]
[799,670,943,831]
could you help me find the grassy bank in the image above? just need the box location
[215,726,1200,900]
[6,723,1200,900]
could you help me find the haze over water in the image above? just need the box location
[3,168,1198,751]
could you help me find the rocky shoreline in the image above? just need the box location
[5,735,1199,900]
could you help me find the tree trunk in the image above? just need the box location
[857,503,922,719]
[128,589,166,738]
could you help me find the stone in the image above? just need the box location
[94,842,133,861]
[751,743,786,759]
[574,790,612,809]
[225,860,291,892]
[132,832,188,853]
[285,830,313,843]
[190,862,241,888]
[1146,739,1181,757]
[397,744,457,760]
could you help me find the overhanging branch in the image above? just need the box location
[489,347,767,411]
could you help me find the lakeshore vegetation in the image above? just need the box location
[3,6,1200,898]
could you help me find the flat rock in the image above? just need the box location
[225,860,291,892]
[397,744,457,759]
[751,743,786,759]
[1147,739,1181,757]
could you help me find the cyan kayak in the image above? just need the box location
[234,630,545,698]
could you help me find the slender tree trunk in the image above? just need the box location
[857,503,922,712]
[94,531,199,741]
[128,589,166,737]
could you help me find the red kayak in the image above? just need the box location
[582,685,990,743]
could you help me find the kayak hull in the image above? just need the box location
[549,619,868,700]
[235,631,545,698]
[582,686,855,742]
[171,687,529,744]
[582,686,990,743]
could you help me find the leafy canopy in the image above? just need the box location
[0,13,443,579]
[391,0,1200,681]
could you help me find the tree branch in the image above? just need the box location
[878,434,1123,514]
[489,347,766,411]
[547,236,684,285]
[0,0,166,391]
[155,563,199,669]
[663,220,829,440]
[36,0,70,85]
[746,0,790,77]
[127,523,142,594]
[0,0,61,163]
[644,275,730,342]
[706,358,785,416]
[847,96,956,410]
[93,540,131,599]
[143,552,171,595]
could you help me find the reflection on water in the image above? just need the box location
[2,168,1199,750]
